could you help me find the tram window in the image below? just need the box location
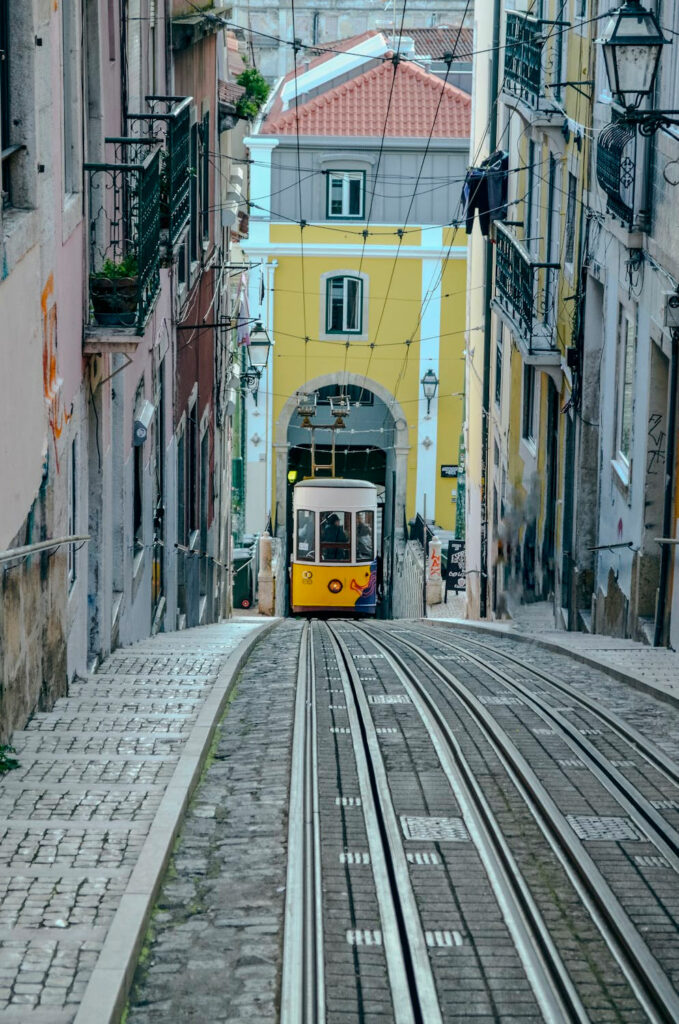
[356,510,374,561]
[296,509,316,561]
[320,511,351,562]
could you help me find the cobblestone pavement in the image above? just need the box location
[125,620,302,1024]
[0,619,268,1023]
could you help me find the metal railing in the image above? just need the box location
[85,138,161,335]
[504,11,542,105]
[503,11,563,113]
[494,222,560,353]
[126,96,192,246]
[0,535,90,566]
[596,121,637,227]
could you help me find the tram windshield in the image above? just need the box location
[296,510,316,561]
[356,510,374,561]
[320,511,351,562]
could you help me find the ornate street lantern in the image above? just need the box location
[420,368,439,414]
[247,320,273,370]
[598,0,667,110]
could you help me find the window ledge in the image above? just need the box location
[1,206,39,278]
[133,545,145,581]
[611,457,631,499]
[520,436,537,461]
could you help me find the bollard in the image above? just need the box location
[426,538,443,606]
[258,532,275,616]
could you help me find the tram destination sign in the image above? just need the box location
[440,465,458,478]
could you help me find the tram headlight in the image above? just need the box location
[328,579,343,594]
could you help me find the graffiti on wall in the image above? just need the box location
[41,274,71,471]
[646,411,666,477]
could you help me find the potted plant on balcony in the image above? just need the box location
[90,253,139,328]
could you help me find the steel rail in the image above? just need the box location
[350,623,586,1024]
[323,622,441,1024]
[419,626,679,789]
[280,623,325,1024]
[370,626,679,1024]
[393,627,679,870]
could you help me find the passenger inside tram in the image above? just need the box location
[320,512,350,562]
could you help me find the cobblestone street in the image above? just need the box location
[0,618,271,1022]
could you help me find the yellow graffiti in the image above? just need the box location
[42,273,71,469]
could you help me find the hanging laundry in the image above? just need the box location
[460,149,509,236]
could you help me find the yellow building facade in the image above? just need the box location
[241,38,471,560]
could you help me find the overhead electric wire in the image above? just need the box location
[356,0,473,407]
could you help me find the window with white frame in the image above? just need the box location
[615,305,636,469]
[326,171,365,219]
[522,364,536,444]
[325,275,363,333]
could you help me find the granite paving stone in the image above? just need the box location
[0,619,267,1021]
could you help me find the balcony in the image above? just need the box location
[492,222,560,361]
[503,11,561,121]
[596,120,649,233]
[84,138,161,344]
[127,96,192,247]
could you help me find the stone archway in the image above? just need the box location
[274,372,410,542]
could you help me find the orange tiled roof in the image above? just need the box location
[262,56,471,138]
[398,26,474,61]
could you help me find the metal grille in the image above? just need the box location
[596,121,636,226]
[368,694,412,705]
[478,694,523,706]
[567,815,641,841]
[340,852,370,865]
[635,855,670,868]
[335,796,361,807]
[400,816,470,842]
[651,799,679,810]
[407,852,440,865]
[346,929,382,946]
[425,930,463,947]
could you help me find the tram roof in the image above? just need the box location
[294,478,377,490]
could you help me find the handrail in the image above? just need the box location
[0,535,90,565]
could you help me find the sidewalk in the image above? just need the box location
[0,617,277,1024]
[429,601,679,708]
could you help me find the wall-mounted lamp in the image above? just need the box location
[420,368,439,414]
[247,320,273,370]
[597,1,679,135]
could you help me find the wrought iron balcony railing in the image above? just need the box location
[503,11,561,114]
[493,222,560,355]
[126,96,192,247]
[596,121,639,229]
[85,138,161,335]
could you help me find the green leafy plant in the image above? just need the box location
[235,67,270,121]
[91,254,139,279]
[0,744,19,775]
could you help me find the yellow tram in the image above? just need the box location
[290,479,378,616]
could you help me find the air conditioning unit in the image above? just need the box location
[663,291,679,329]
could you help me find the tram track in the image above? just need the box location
[282,619,679,1022]
[362,621,679,1024]
[385,624,679,872]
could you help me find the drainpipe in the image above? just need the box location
[654,324,679,647]
[480,0,502,618]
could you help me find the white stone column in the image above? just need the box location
[416,227,443,519]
